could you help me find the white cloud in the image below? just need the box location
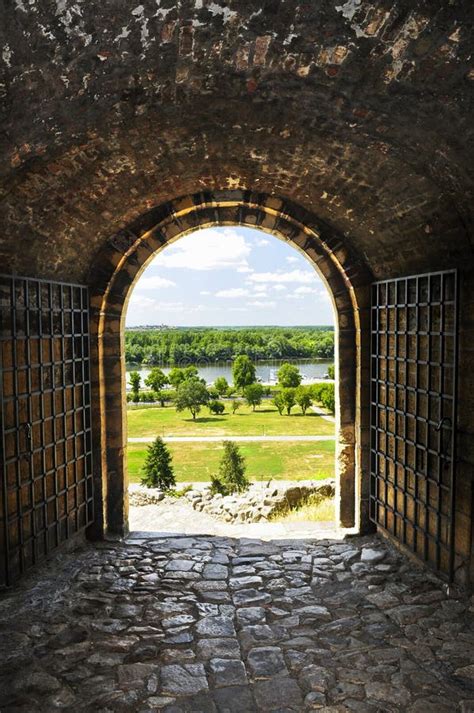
[256,237,270,247]
[253,284,267,293]
[134,276,176,290]
[248,269,315,285]
[128,295,158,309]
[155,228,251,271]
[294,286,317,294]
[247,300,276,308]
[200,290,211,295]
[273,284,287,291]
[237,266,253,273]
[229,307,249,312]
[286,256,299,264]
[215,288,247,298]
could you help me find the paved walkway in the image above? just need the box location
[129,435,336,443]
[310,405,336,423]
[130,501,343,540]
[1,531,473,711]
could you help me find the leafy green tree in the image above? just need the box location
[209,400,225,415]
[295,386,312,415]
[214,376,229,397]
[281,387,296,415]
[168,365,200,389]
[145,367,168,392]
[183,365,199,380]
[141,437,176,490]
[156,390,172,407]
[129,371,141,402]
[277,362,302,388]
[273,392,285,415]
[175,378,209,420]
[231,399,242,415]
[232,355,256,391]
[327,364,335,380]
[243,382,264,411]
[217,440,249,494]
[168,367,186,389]
[311,383,335,413]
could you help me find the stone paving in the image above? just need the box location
[1,533,474,712]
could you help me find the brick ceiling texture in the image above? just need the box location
[1,0,473,282]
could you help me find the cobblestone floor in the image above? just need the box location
[1,533,474,712]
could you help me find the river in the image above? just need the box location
[125,359,333,389]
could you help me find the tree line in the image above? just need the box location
[125,326,334,364]
[128,356,335,416]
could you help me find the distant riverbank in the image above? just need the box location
[125,358,332,389]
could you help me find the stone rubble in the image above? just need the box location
[0,533,473,712]
[130,480,335,524]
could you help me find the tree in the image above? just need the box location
[243,382,264,411]
[168,367,186,389]
[156,390,171,408]
[281,387,296,415]
[217,440,249,494]
[214,376,229,397]
[209,400,225,415]
[175,378,209,420]
[145,367,168,393]
[129,371,141,402]
[232,355,256,391]
[231,399,242,415]
[141,437,176,490]
[277,362,302,388]
[273,392,285,415]
[311,383,335,413]
[295,386,312,415]
[167,365,199,388]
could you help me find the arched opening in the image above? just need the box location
[88,190,372,539]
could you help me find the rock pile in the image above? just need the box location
[129,480,335,523]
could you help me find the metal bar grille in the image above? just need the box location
[370,270,458,579]
[0,275,94,587]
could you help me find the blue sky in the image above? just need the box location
[126,227,334,327]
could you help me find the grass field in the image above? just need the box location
[127,440,335,484]
[127,403,334,439]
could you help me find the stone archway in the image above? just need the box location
[88,190,372,538]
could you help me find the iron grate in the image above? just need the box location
[0,275,94,586]
[370,270,458,580]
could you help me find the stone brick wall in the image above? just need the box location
[0,0,473,582]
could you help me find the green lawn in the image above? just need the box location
[127,440,335,484]
[127,403,334,438]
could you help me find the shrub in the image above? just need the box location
[327,364,335,380]
[141,437,176,490]
[311,383,335,413]
[209,400,225,415]
[231,399,242,414]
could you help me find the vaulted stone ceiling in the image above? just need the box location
[1,0,473,281]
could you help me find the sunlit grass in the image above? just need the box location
[127,440,335,484]
[127,403,334,438]
[270,494,336,523]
